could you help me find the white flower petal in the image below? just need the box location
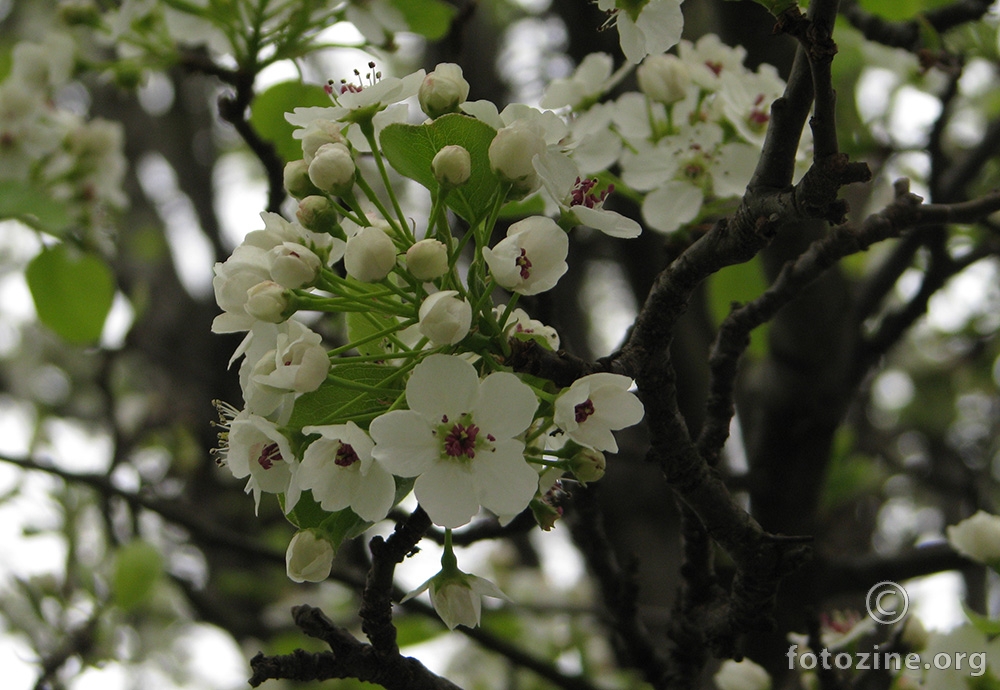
[473,373,538,439]
[642,181,704,233]
[415,462,479,528]
[405,354,479,421]
[370,410,439,476]
[472,441,538,519]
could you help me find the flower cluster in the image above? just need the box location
[212,56,699,625]
[0,31,127,231]
[543,34,810,234]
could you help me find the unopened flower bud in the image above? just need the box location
[432,145,472,188]
[284,159,320,199]
[489,120,546,195]
[947,511,1000,567]
[296,195,339,234]
[406,239,449,280]
[418,291,472,345]
[299,119,346,164]
[569,447,606,484]
[269,242,322,288]
[286,530,334,583]
[245,281,289,323]
[344,226,397,282]
[419,63,470,119]
[637,53,691,105]
[713,659,771,690]
[308,142,356,196]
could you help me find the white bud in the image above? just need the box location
[418,291,472,345]
[636,53,691,105]
[405,239,449,280]
[432,145,472,188]
[570,447,606,484]
[713,659,771,690]
[419,63,471,119]
[296,195,338,233]
[284,159,319,199]
[344,226,397,282]
[269,242,321,288]
[298,118,346,164]
[286,530,334,583]
[947,511,1000,566]
[308,142,356,195]
[245,281,289,323]
[488,120,546,194]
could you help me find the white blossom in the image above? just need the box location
[488,119,548,194]
[308,142,356,195]
[419,63,470,119]
[554,373,644,452]
[403,570,509,630]
[495,306,560,351]
[268,242,322,289]
[637,53,691,105]
[535,152,641,238]
[482,216,569,295]
[245,281,289,323]
[947,511,1000,566]
[713,659,771,690]
[295,422,395,523]
[539,53,623,111]
[212,245,272,333]
[418,291,472,346]
[406,239,449,281]
[598,0,684,65]
[286,530,334,583]
[344,225,397,282]
[222,410,297,513]
[369,354,540,528]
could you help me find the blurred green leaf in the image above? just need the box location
[0,180,72,234]
[250,80,332,164]
[388,0,456,40]
[706,256,769,358]
[26,244,116,344]
[963,604,1000,636]
[112,540,163,612]
[380,113,500,225]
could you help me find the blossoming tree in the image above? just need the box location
[4,1,1000,689]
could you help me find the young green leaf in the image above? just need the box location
[26,244,116,344]
[250,81,332,163]
[380,113,500,225]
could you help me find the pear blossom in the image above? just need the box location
[286,530,334,583]
[678,34,749,92]
[554,373,644,452]
[637,53,691,105]
[432,145,472,188]
[245,281,289,323]
[220,409,298,513]
[344,225,397,282]
[212,245,272,333]
[495,306,560,351]
[598,0,684,65]
[308,142,356,195]
[369,354,540,528]
[285,68,425,128]
[406,239,449,280]
[713,659,771,690]
[344,0,407,47]
[482,216,569,295]
[268,242,322,289]
[418,291,472,346]
[295,118,347,164]
[488,119,547,194]
[295,422,395,523]
[535,152,641,238]
[403,568,509,630]
[947,511,1000,567]
[419,63,470,119]
[235,321,323,421]
[539,52,626,111]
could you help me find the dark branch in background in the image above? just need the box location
[819,542,972,597]
[697,182,1000,465]
[178,48,286,213]
[566,485,671,687]
[840,0,995,52]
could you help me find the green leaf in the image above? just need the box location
[112,540,163,612]
[963,604,1000,636]
[250,81,332,164]
[388,0,456,40]
[380,113,500,225]
[26,244,116,344]
[287,362,404,430]
[0,180,72,234]
[706,256,769,358]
